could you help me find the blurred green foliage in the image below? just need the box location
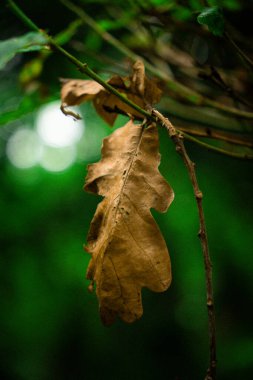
[1,0,253,379]
[0,32,47,70]
[197,7,224,36]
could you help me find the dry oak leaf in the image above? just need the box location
[60,79,104,105]
[93,75,146,125]
[60,79,104,119]
[130,59,162,105]
[84,120,174,325]
[60,61,162,125]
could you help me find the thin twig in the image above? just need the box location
[160,98,252,134]
[224,31,253,71]
[150,107,217,380]
[182,133,253,159]
[60,0,253,120]
[178,125,253,148]
[104,104,253,148]
[199,66,253,108]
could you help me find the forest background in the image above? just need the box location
[0,0,253,379]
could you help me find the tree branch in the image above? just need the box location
[60,0,253,120]
[149,107,217,380]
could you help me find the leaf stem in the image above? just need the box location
[60,0,253,120]
[150,107,217,380]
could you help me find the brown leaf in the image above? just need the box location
[61,79,104,105]
[130,60,162,105]
[84,120,174,324]
[60,61,162,124]
[93,75,144,125]
[92,73,162,125]
[132,60,146,96]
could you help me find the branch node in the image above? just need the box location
[196,190,203,199]
[78,63,88,72]
[170,129,178,138]
[198,229,205,238]
[207,299,213,307]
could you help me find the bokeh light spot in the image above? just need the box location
[36,101,84,147]
[39,145,77,172]
[6,128,43,169]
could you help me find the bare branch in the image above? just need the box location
[150,107,217,380]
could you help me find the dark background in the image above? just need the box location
[1,1,253,379]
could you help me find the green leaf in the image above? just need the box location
[0,32,48,70]
[197,6,224,36]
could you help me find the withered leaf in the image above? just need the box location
[61,61,162,125]
[60,79,104,119]
[84,120,174,324]
[61,79,104,105]
[132,60,145,96]
[93,75,144,125]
